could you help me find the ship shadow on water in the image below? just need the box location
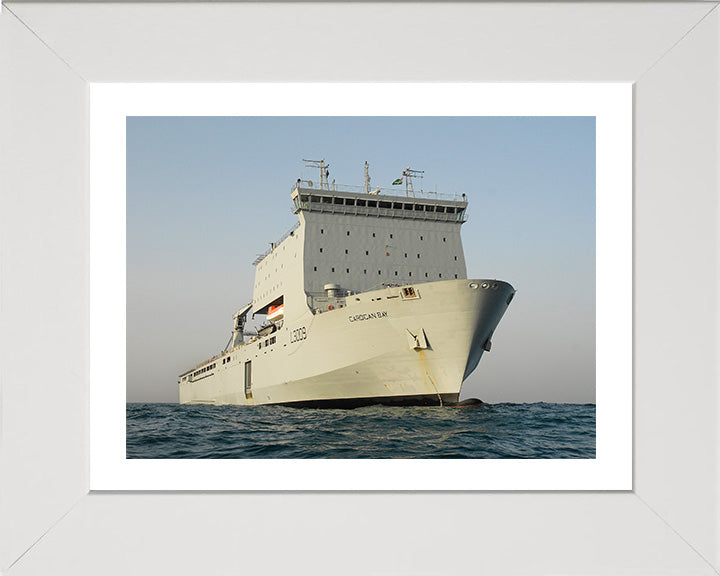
[127,401,595,460]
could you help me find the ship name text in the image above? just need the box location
[348,311,389,323]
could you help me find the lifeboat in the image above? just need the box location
[268,303,284,322]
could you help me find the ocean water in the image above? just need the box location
[127,402,595,459]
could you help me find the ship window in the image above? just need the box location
[390,233,393,239]
[357,199,366,207]
[365,250,369,256]
[300,195,309,202]
[409,272,412,277]
[346,268,350,273]
[455,274,458,278]
[320,248,323,253]
[454,256,457,261]
[426,205,435,212]
[368,201,377,208]
[420,236,423,240]
[425,272,428,277]
[378,270,382,275]
[333,197,343,205]
[346,231,350,236]
[321,229,324,234]
[379,201,391,208]
[332,267,335,272]
[415,204,423,211]
[364,270,367,274]
[372,233,376,238]
[345,249,348,254]
[313,266,317,271]
[322,196,332,204]
[439,273,442,278]
[404,204,413,211]
[437,206,445,213]
[311,196,320,203]
[404,253,407,258]
[393,202,402,209]
[443,237,446,242]
[345,199,355,206]
[394,271,398,276]
[417,254,420,258]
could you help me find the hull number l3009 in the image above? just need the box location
[290,326,307,343]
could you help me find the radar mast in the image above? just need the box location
[303,158,330,189]
[402,167,424,197]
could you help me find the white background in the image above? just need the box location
[1,2,718,575]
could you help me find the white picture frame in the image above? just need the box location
[2,2,718,574]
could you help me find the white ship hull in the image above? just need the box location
[179,279,514,407]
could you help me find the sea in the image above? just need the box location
[127,402,595,459]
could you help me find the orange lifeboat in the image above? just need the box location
[268,303,284,322]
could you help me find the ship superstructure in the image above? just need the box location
[179,161,514,407]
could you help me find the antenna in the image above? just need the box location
[363,161,371,194]
[402,167,424,197]
[303,159,329,189]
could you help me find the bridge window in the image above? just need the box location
[357,199,366,207]
[333,197,343,205]
[368,201,377,208]
[379,201,391,208]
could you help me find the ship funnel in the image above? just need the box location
[324,283,342,298]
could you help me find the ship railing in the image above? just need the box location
[292,181,465,202]
[252,221,301,266]
[294,201,467,223]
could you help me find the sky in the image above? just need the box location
[127,116,595,404]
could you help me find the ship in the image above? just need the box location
[178,160,515,407]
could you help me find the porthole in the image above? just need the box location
[469,282,479,289]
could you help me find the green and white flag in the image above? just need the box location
[392,177,403,185]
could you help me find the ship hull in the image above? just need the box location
[179,279,514,407]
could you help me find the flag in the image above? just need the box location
[392,177,403,185]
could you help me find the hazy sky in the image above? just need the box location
[127,116,595,403]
